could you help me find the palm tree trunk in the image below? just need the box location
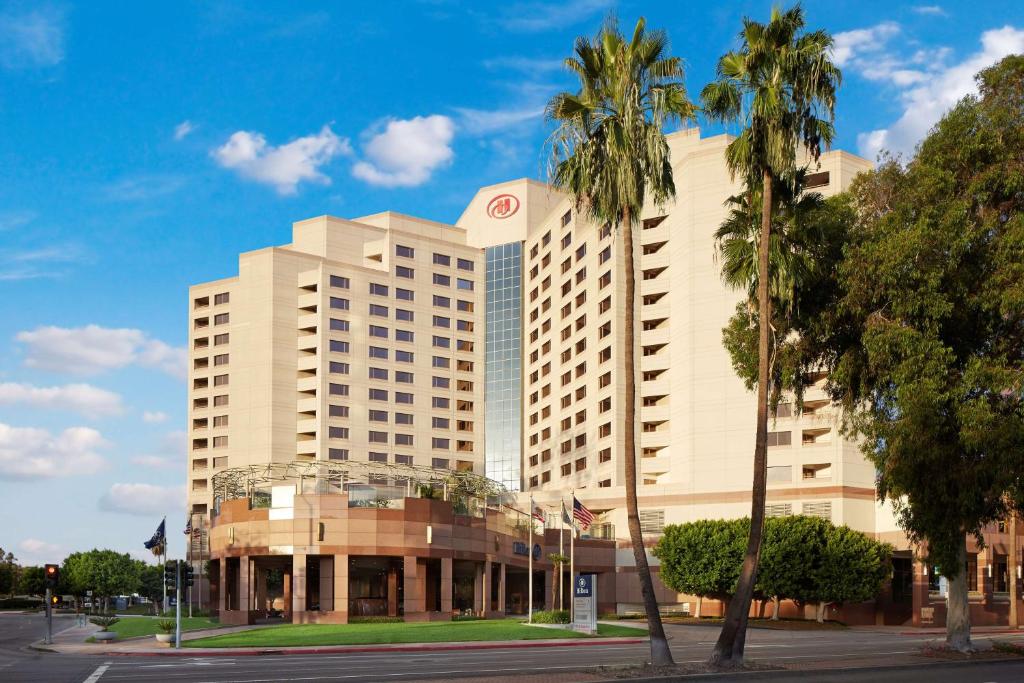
[712,169,773,667]
[622,206,673,666]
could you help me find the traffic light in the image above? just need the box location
[164,560,178,590]
[50,594,59,608]
[182,563,194,588]
[44,564,59,589]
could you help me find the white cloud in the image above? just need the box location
[832,21,901,68]
[454,106,544,136]
[142,410,168,423]
[352,115,455,188]
[482,56,564,72]
[98,483,185,516]
[103,174,186,202]
[0,423,108,480]
[0,244,85,281]
[18,538,61,564]
[0,6,65,70]
[131,454,175,469]
[0,382,124,417]
[16,324,187,380]
[130,430,184,469]
[213,125,351,194]
[912,5,948,16]
[497,0,611,33]
[173,120,195,141]
[857,26,1024,160]
[0,209,36,231]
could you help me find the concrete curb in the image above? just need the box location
[97,636,649,657]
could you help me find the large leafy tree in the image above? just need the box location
[546,15,696,665]
[756,515,829,619]
[654,519,748,617]
[700,5,840,664]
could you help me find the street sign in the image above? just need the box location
[572,574,597,634]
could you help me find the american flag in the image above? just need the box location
[532,505,546,523]
[184,516,192,535]
[573,496,594,530]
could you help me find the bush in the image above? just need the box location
[452,614,483,621]
[348,616,403,624]
[0,598,43,610]
[157,619,175,634]
[90,616,120,631]
[531,609,570,624]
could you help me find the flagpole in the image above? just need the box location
[558,500,564,612]
[570,491,575,623]
[528,496,533,624]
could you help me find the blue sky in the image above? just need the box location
[1,0,1022,567]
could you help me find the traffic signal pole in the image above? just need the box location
[44,587,52,645]
[175,561,182,650]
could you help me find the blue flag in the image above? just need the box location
[144,519,166,549]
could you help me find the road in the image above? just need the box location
[3,613,1024,682]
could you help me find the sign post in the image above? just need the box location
[44,587,52,644]
[572,574,597,634]
[175,561,182,650]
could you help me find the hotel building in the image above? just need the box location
[187,128,1019,627]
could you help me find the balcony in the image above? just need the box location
[296,418,318,434]
[296,396,318,414]
[296,439,320,457]
[297,335,317,353]
[297,313,319,332]
[640,326,670,347]
[297,291,319,311]
[297,354,318,372]
[640,249,669,271]
[640,404,670,423]
[640,429,669,450]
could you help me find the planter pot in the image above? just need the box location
[155,633,175,644]
[93,631,117,642]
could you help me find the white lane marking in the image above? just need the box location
[82,661,112,683]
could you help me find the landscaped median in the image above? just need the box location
[183,619,646,648]
[87,616,220,641]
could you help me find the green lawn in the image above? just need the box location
[106,616,220,638]
[184,620,645,648]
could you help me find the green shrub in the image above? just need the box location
[348,616,403,624]
[90,616,120,631]
[157,619,175,633]
[452,615,483,621]
[531,609,570,624]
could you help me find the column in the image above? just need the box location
[283,571,292,622]
[440,558,453,615]
[387,565,399,617]
[333,554,349,623]
[403,556,426,618]
[238,556,251,615]
[483,557,493,615]
[473,562,484,614]
[498,563,506,615]
[543,569,554,610]
[255,567,268,615]
[218,559,227,613]
[292,553,307,621]
[319,556,334,613]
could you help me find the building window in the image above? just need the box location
[214,292,230,305]
[213,415,228,427]
[368,410,388,422]
[396,329,414,342]
[639,510,665,535]
[396,288,414,301]
[396,371,413,383]
[330,275,350,289]
[329,426,349,439]
[395,392,414,404]
[329,361,349,374]
[330,340,350,353]
[212,436,228,448]
[432,417,450,429]
[214,354,229,366]
[213,374,228,386]
[369,451,388,463]
[433,315,451,328]
[369,388,388,401]
[214,313,230,325]
[396,265,414,279]
[433,295,450,308]
[213,394,228,407]
[328,405,349,417]
[331,297,350,310]
[395,454,413,465]
[396,350,414,363]
[456,278,474,291]
[369,303,388,317]
[433,356,450,368]
[457,299,473,312]
[369,367,388,380]
[396,308,414,322]
[767,431,792,447]
[457,258,474,272]
[396,244,415,258]
[432,457,450,469]
[369,325,388,338]
[395,413,413,425]
[369,346,388,359]
[329,448,349,461]
[368,431,388,444]
[329,383,349,396]
[329,318,349,332]
[370,283,389,296]
[432,396,450,408]
[214,333,229,345]
[433,273,451,286]
[432,376,450,389]
[432,438,449,450]
[433,335,450,348]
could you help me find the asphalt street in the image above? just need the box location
[4,613,1024,683]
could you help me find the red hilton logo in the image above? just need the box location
[486,194,520,219]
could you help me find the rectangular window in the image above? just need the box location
[330,340,350,353]
[767,431,792,447]
[329,383,350,396]
[432,356,450,368]
[368,451,388,463]
[214,333,229,345]
[432,376,450,389]
[433,335,450,348]
[396,308,414,321]
[396,371,413,383]
[432,457,450,468]
[432,438,450,450]
[214,313,229,325]
[433,253,451,266]
[213,394,228,407]
[330,275,350,289]
[328,448,349,461]
[456,278,474,291]
[213,436,228,448]
[433,315,450,328]
[328,405,349,417]
[214,292,230,305]
[370,283,389,296]
[214,353,229,366]
[433,295,450,308]
[432,417,450,429]
[329,361,349,374]
[369,346,388,359]
[328,426,349,439]
[396,244,415,258]
[432,396,450,409]
[457,258,474,272]
[369,325,388,338]
[396,350,414,363]
[395,391,413,404]
[330,318,350,332]
[433,273,451,287]
[396,288,414,301]
[369,367,388,380]
[213,374,229,386]
[456,320,473,332]
[369,303,388,317]
[330,297,350,310]
[396,329,414,342]
[396,265,414,279]
[395,454,413,465]
[457,300,473,312]
[395,412,414,425]
[369,388,388,401]
[213,415,228,427]
[368,409,388,422]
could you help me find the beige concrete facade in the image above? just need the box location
[188,214,487,518]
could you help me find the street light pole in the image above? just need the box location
[175,561,182,650]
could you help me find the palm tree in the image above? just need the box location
[700,5,840,666]
[546,16,696,666]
